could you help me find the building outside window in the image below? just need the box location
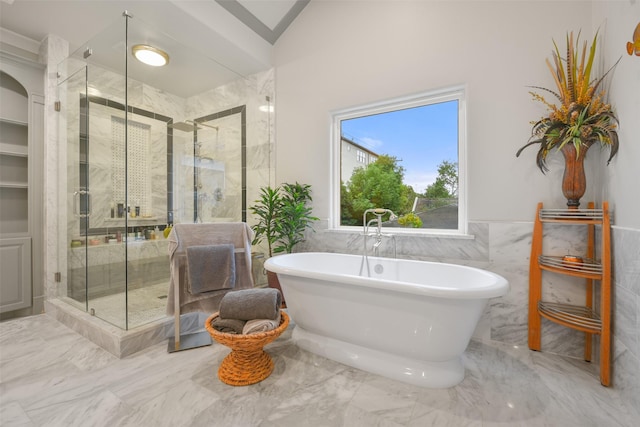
[340,136,379,185]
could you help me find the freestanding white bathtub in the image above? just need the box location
[264,252,509,388]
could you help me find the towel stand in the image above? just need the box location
[169,247,247,353]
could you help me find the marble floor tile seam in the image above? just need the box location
[0,400,35,427]
[2,363,218,427]
[6,367,119,417]
[115,378,221,427]
[109,356,224,406]
[24,387,131,427]
[51,348,212,406]
[20,379,181,427]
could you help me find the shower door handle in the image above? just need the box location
[73,189,92,218]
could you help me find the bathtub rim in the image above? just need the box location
[264,252,509,299]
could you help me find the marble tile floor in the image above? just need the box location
[0,314,636,427]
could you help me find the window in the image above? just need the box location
[331,86,466,234]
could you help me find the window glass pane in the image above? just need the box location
[336,90,463,231]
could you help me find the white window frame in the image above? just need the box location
[330,85,468,236]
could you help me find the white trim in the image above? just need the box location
[322,227,476,240]
[457,89,468,235]
[330,85,467,235]
[336,85,465,121]
[0,28,41,55]
[611,225,640,233]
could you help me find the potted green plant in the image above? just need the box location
[250,186,283,258]
[249,182,318,300]
[274,182,319,254]
[516,31,620,208]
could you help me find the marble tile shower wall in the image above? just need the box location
[300,220,640,385]
[62,67,186,243]
[70,67,274,227]
[185,68,275,217]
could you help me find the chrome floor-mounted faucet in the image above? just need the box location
[360,208,397,276]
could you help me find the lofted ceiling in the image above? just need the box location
[219,0,309,44]
[0,0,308,97]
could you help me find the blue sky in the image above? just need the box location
[341,100,458,194]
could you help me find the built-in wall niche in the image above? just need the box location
[111,117,152,217]
[78,95,172,235]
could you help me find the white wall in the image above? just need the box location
[593,0,640,230]
[273,1,598,223]
[272,0,640,400]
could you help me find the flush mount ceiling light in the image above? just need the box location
[132,44,169,67]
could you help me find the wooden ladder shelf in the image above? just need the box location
[528,201,611,386]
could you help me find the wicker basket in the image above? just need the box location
[205,310,290,386]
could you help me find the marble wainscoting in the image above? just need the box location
[611,226,640,419]
[300,220,593,360]
[487,222,591,360]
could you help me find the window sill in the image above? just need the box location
[324,227,475,240]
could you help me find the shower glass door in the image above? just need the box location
[59,17,129,328]
[58,61,89,314]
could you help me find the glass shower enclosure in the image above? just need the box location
[57,11,273,330]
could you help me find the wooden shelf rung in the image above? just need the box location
[538,301,602,333]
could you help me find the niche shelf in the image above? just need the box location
[528,201,611,386]
[0,118,29,234]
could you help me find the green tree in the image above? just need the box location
[342,155,408,225]
[402,184,418,213]
[340,180,358,226]
[424,160,458,198]
[424,179,450,199]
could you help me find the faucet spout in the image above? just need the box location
[360,208,398,276]
[363,208,397,256]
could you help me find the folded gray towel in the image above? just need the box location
[242,313,281,335]
[211,317,246,334]
[219,288,282,321]
[186,244,236,294]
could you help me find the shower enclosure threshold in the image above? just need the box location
[44,299,209,358]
